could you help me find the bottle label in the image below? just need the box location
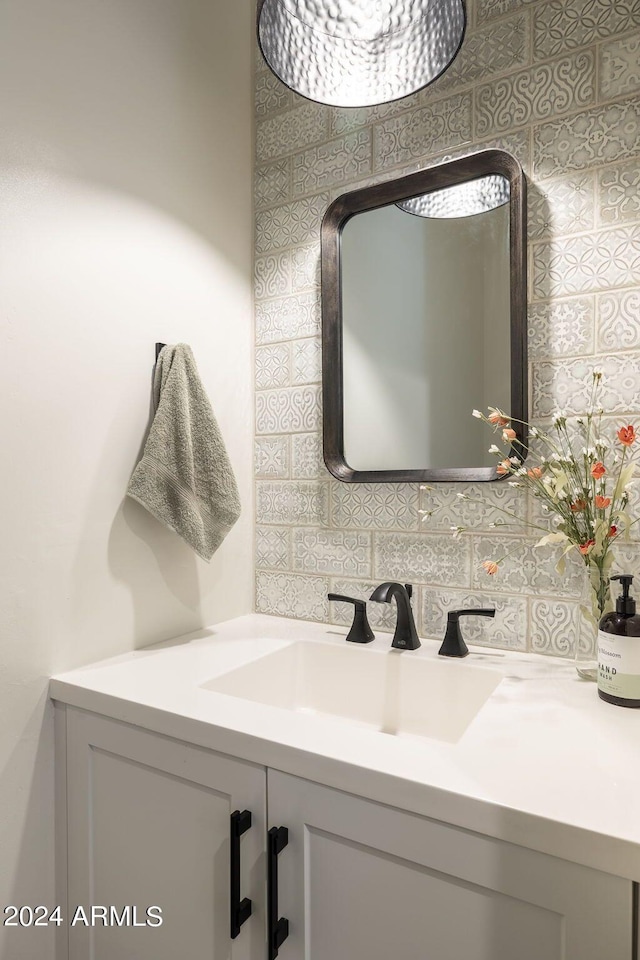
[598,630,640,700]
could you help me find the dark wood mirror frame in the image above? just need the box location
[321,149,528,484]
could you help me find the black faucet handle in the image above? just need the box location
[439,608,496,658]
[449,608,495,621]
[404,583,413,600]
[327,594,375,644]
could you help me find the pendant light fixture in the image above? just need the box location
[257,0,467,108]
[396,175,510,219]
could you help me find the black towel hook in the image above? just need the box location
[155,342,167,361]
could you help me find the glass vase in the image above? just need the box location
[574,557,613,681]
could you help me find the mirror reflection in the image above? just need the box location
[341,192,511,471]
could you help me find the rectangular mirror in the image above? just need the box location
[321,150,527,483]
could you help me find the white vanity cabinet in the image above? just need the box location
[64,708,266,960]
[60,709,634,960]
[269,770,633,960]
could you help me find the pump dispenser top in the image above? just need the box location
[611,574,636,615]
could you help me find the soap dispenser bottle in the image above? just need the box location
[598,574,640,707]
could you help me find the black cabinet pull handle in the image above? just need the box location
[230,810,252,939]
[267,826,289,959]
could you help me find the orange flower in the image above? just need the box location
[488,411,509,427]
[482,560,499,575]
[496,459,511,476]
[595,495,611,509]
[502,428,516,442]
[609,525,618,538]
[591,462,606,479]
[618,425,636,446]
[570,498,587,512]
[527,467,543,479]
[579,540,595,555]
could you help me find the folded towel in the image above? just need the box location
[126,344,241,561]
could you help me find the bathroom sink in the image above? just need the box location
[202,641,502,743]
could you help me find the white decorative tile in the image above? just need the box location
[292,433,325,479]
[292,338,321,385]
[255,344,290,390]
[290,244,320,292]
[257,102,330,161]
[374,532,471,587]
[293,529,371,576]
[598,160,640,226]
[329,99,408,138]
[256,526,291,570]
[533,97,640,178]
[528,173,596,242]
[430,130,532,175]
[256,572,329,621]
[255,71,292,118]
[532,354,640,418]
[254,437,289,479]
[255,160,291,210]
[420,483,527,534]
[256,385,321,435]
[530,599,582,658]
[475,52,595,138]
[472,536,583,597]
[600,31,640,100]
[534,0,640,60]
[532,226,640,300]
[255,291,320,345]
[430,13,529,96]
[328,579,397,633]
[611,542,640,579]
[477,0,537,25]
[256,481,329,526]
[332,483,419,531]
[373,93,473,171]
[423,589,528,651]
[255,252,291,300]
[597,288,640,351]
[292,130,372,198]
[528,296,595,360]
[252,0,640,659]
[256,194,329,254]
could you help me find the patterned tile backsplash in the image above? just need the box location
[253,4,640,655]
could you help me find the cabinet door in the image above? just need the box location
[65,709,266,960]
[268,770,633,960]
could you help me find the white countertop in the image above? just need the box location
[50,614,640,881]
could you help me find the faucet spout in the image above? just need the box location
[369,582,421,650]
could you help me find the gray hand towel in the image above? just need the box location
[126,344,241,561]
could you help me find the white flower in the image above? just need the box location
[509,456,520,464]
[456,492,469,500]
[472,409,482,418]
[488,444,501,454]
[508,481,522,488]
[515,467,527,476]
[450,525,465,539]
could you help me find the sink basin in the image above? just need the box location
[202,641,502,743]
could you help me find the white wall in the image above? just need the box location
[0,0,253,955]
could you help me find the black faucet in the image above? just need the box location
[327,594,375,643]
[438,608,496,658]
[369,582,421,650]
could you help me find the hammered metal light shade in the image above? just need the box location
[396,175,510,219]
[257,0,467,108]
